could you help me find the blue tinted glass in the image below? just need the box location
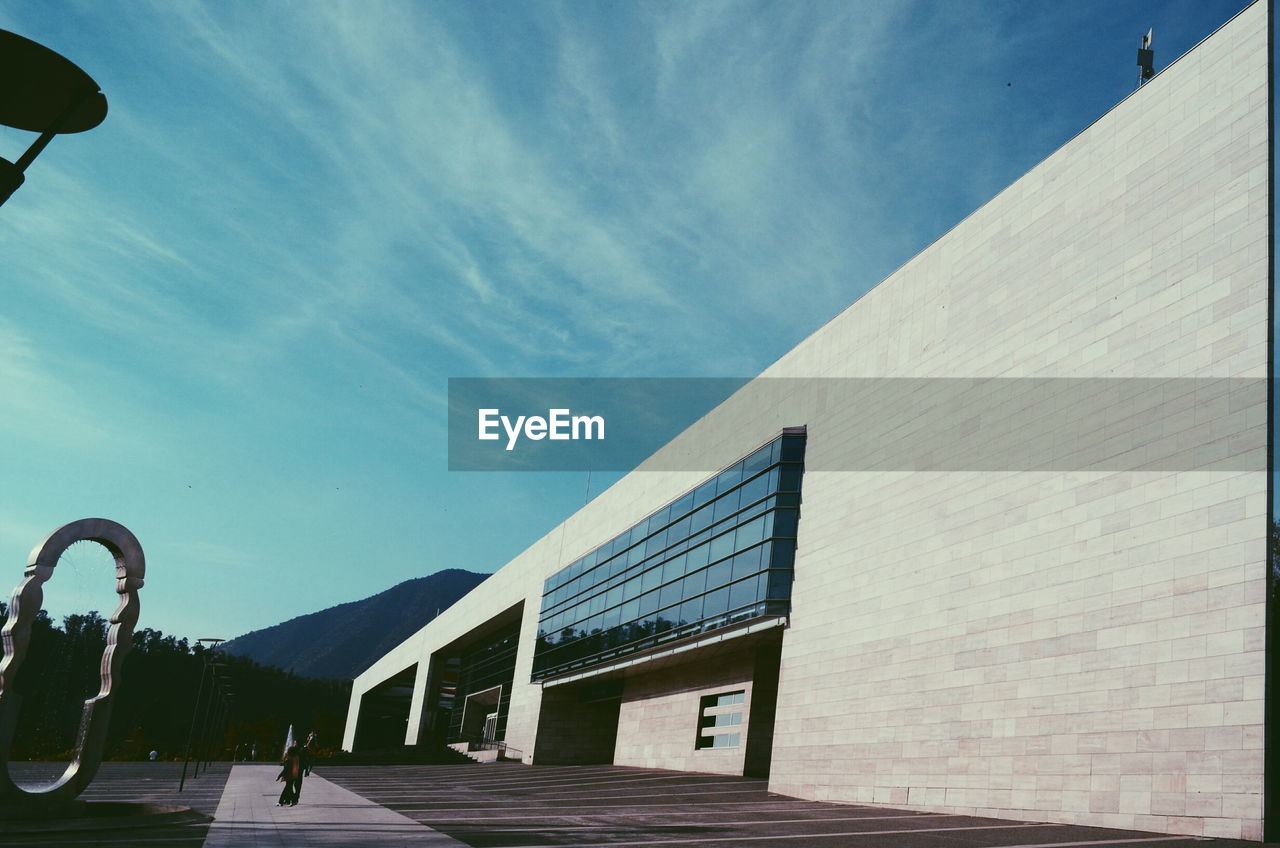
[658,581,682,608]
[708,530,735,564]
[740,498,770,524]
[647,506,670,533]
[729,551,756,582]
[738,473,769,508]
[713,489,741,523]
[736,515,766,547]
[731,545,763,579]
[743,443,772,477]
[689,504,713,533]
[702,586,730,617]
[645,529,668,557]
[728,577,758,611]
[717,460,744,494]
[686,541,710,569]
[678,596,703,624]
[767,569,793,599]
[770,543,795,569]
[620,598,639,621]
[534,430,803,680]
[705,557,732,589]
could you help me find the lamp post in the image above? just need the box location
[202,677,231,770]
[212,689,235,768]
[0,30,108,207]
[193,661,226,778]
[178,638,223,791]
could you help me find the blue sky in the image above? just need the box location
[0,0,1256,644]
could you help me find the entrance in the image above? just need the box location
[460,685,503,744]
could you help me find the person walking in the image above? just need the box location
[276,743,305,806]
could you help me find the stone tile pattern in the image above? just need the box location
[346,1,1269,840]
[755,3,1268,841]
[612,649,756,775]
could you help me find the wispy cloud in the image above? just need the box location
[1,0,1251,638]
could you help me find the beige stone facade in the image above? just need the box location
[345,2,1271,840]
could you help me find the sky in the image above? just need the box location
[0,0,1258,644]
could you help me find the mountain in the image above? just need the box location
[221,568,489,680]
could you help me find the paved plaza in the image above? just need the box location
[0,761,228,846]
[2,761,1276,848]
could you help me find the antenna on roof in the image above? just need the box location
[1137,28,1155,88]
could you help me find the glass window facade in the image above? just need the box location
[696,690,745,749]
[445,621,519,744]
[532,430,805,681]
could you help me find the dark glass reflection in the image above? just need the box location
[533,431,805,680]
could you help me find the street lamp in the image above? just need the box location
[0,30,108,207]
[178,638,223,792]
[200,674,232,771]
[193,661,226,778]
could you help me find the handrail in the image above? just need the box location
[459,737,523,759]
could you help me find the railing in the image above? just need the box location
[460,738,524,760]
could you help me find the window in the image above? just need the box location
[695,690,745,749]
[533,430,806,681]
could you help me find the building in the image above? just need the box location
[344,2,1273,840]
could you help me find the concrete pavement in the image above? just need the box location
[203,764,466,847]
[3,762,1279,847]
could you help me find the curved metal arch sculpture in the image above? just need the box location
[0,518,144,807]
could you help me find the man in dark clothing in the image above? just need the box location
[277,743,305,806]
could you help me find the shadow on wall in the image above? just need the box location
[533,681,622,765]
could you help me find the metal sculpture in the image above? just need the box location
[0,519,144,809]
